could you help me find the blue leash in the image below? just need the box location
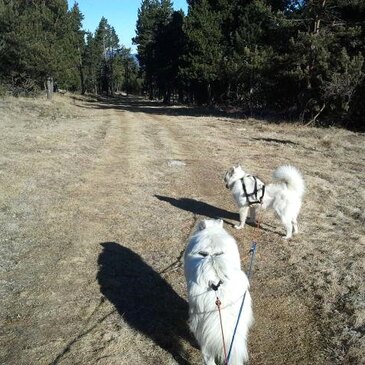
[225,241,257,364]
[246,241,257,281]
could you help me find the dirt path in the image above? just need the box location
[1,95,363,364]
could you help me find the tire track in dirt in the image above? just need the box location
[44,105,202,365]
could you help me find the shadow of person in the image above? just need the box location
[155,195,239,223]
[97,242,194,364]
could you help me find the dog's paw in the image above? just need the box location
[234,224,244,230]
[283,235,292,240]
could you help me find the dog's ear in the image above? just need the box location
[198,220,207,230]
[217,219,223,227]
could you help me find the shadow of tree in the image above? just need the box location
[97,242,194,364]
[72,94,246,120]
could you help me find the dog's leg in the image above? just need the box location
[247,206,257,224]
[293,219,299,235]
[281,216,293,239]
[235,206,249,229]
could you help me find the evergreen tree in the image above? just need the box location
[93,17,119,94]
[133,0,174,99]
[0,2,141,98]
[228,0,278,109]
[154,10,185,103]
[67,3,85,92]
[118,47,142,95]
[82,31,100,94]
[0,0,85,94]
[273,0,364,122]
[182,0,223,104]
[133,0,161,98]
[82,18,140,96]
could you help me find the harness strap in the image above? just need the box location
[260,184,265,203]
[241,177,249,201]
[241,175,265,206]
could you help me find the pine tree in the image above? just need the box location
[133,0,161,98]
[153,10,185,103]
[87,17,120,95]
[0,0,85,95]
[182,0,223,104]
[118,47,142,95]
[227,0,278,109]
[82,17,140,96]
[133,0,174,99]
[273,0,364,122]
[66,3,85,92]
[82,32,100,94]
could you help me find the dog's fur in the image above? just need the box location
[224,165,305,239]
[184,219,253,365]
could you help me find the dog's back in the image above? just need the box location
[184,219,253,364]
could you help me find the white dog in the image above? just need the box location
[224,165,305,239]
[184,219,253,365]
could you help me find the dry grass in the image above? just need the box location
[0,94,364,365]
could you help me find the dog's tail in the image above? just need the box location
[272,165,305,197]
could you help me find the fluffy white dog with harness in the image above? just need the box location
[184,219,253,365]
[224,165,305,239]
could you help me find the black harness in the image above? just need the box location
[241,175,265,206]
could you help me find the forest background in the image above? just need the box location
[0,0,364,128]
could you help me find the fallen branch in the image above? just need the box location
[305,103,326,126]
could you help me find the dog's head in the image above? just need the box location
[197,218,224,231]
[224,165,246,189]
[185,218,242,289]
[186,219,225,264]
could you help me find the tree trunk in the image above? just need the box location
[163,88,171,105]
[125,62,130,96]
[313,0,326,34]
[78,47,86,95]
[46,77,53,100]
[178,88,184,103]
[110,59,114,97]
[78,65,85,95]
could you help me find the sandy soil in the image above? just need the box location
[0,94,364,365]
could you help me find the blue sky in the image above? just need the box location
[67,0,188,53]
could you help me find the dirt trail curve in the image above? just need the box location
[1,95,363,365]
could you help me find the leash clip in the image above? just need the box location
[249,241,257,254]
[211,280,223,291]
